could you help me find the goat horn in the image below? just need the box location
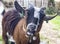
[44,13,57,23]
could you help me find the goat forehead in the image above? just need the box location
[34,7,40,18]
[34,7,40,11]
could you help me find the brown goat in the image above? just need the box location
[2,1,57,44]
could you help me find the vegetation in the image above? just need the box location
[50,16,60,30]
[48,0,55,7]
[0,36,2,41]
[46,7,55,15]
[46,0,55,15]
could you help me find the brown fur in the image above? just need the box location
[13,17,41,44]
[2,10,44,44]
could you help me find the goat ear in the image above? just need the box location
[14,1,25,13]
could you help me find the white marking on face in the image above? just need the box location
[34,7,41,30]
[34,7,40,19]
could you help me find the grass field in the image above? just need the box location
[0,36,2,41]
[50,16,60,30]
[40,16,60,44]
[0,36,2,44]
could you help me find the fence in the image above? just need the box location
[17,0,48,8]
[2,0,48,8]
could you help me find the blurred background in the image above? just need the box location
[0,0,60,44]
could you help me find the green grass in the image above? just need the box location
[0,36,2,41]
[50,16,60,30]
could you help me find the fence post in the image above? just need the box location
[35,0,36,6]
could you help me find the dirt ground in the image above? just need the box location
[40,21,60,44]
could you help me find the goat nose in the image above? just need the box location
[27,25,36,36]
[27,25,36,32]
[30,25,36,30]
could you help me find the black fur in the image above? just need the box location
[14,1,25,14]
[2,9,5,16]
[4,10,21,35]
